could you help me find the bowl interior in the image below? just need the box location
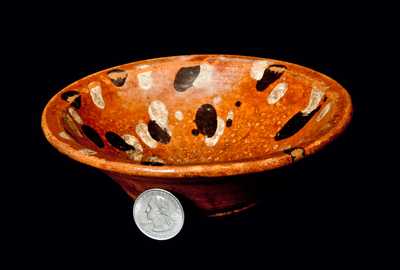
[43,55,351,166]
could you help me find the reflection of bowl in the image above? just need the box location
[42,55,352,216]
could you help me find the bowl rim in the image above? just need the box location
[41,54,353,179]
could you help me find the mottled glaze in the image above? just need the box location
[42,55,352,216]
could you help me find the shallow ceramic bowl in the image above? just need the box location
[42,55,352,216]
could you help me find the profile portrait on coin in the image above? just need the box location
[143,196,175,232]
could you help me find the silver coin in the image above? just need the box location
[133,188,184,240]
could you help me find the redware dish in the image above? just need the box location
[42,55,352,216]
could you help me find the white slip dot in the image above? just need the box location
[267,82,288,104]
[107,69,128,87]
[302,87,325,115]
[122,134,144,153]
[227,110,234,121]
[58,131,72,140]
[316,102,332,122]
[79,148,97,156]
[137,71,153,90]
[212,95,222,105]
[121,134,143,163]
[135,122,158,149]
[146,156,165,164]
[137,64,150,69]
[205,117,225,147]
[62,112,83,137]
[175,110,184,121]
[193,63,214,88]
[66,94,79,103]
[148,100,169,129]
[89,84,105,109]
[126,149,143,162]
[250,60,270,80]
[67,107,83,124]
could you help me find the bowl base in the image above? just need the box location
[126,189,257,217]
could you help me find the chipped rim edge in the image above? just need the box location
[41,55,353,179]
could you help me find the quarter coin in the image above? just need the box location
[133,188,184,240]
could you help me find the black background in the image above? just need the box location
[8,3,393,267]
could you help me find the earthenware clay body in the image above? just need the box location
[42,55,352,216]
